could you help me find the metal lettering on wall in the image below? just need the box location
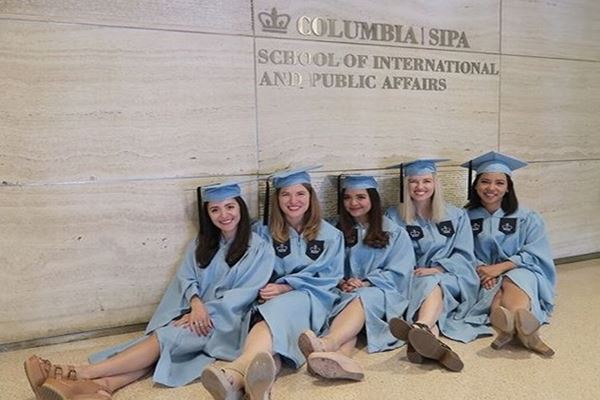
[256,8,498,91]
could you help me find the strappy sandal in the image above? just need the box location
[515,309,555,357]
[298,330,326,374]
[389,318,424,364]
[245,352,276,400]
[307,352,364,381]
[24,355,78,399]
[201,365,244,400]
[490,306,515,350]
[38,378,112,400]
[408,323,464,372]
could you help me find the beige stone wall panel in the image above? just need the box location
[500,56,600,160]
[502,0,600,60]
[0,0,252,34]
[0,21,257,184]
[0,177,260,343]
[256,38,499,173]
[254,0,500,53]
[512,161,600,259]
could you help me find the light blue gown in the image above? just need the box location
[327,216,415,352]
[385,204,480,342]
[89,233,275,387]
[464,207,556,335]
[253,220,344,368]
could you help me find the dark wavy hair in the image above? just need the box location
[195,196,251,268]
[338,188,389,248]
[465,173,519,215]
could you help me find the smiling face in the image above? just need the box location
[278,184,310,226]
[207,198,241,240]
[407,173,435,203]
[475,172,509,212]
[343,189,372,224]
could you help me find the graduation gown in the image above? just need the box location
[253,220,344,368]
[89,232,274,387]
[328,216,415,352]
[464,206,556,335]
[386,204,480,342]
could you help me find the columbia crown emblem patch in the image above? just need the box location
[470,218,483,235]
[406,225,424,240]
[273,239,291,258]
[499,218,517,234]
[437,221,455,238]
[305,240,324,260]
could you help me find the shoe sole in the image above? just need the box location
[389,318,411,341]
[245,352,276,400]
[37,384,67,400]
[490,332,514,350]
[408,328,464,372]
[490,306,514,333]
[308,352,364,381]
[298,330,322,375]
[200,367,243,400]
[24,357,45,400]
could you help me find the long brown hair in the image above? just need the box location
[196,196,251,268]
[269,183,322,242]
[338,188,389,248]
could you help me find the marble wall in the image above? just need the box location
[1,0,598,343]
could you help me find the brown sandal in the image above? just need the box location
[408,323,464,372]
[389,318,424,363]
[39,378,112,400]
[24,355,78,399]
[515,309,555,357]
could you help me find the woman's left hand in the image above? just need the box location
[477,264,506,285]
[345,277,365,291]
[414,266,443,276]
[259,283,293,301]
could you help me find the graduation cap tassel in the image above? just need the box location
[336,175,342,215]
[262,179,270,226]
[399,164,404,203]
[467,161,473,201]
[196,187,205,233]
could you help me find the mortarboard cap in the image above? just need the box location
[340,174,378,190]
[460,151,527,176]
[271,165,320,189]
[200,181,242,203]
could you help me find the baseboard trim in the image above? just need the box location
[0,323,146,353]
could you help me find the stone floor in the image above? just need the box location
[2,259,599,400]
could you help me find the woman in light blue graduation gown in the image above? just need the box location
[462,151,556,356]
[201,167,344,400]
[385,159,478,372]
[299,174,415,381]
[25,183,275,399]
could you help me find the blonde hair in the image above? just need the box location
[398,173,447,224]
[269,183,322,242]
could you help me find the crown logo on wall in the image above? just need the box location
[258,8,291,33]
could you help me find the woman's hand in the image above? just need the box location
[477,262,514,288]
[259,283,293,301]
[414,266,443,276]
[173,296,213,336]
